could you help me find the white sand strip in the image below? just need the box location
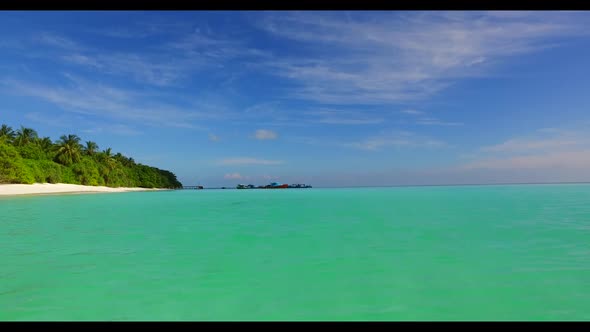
[0,183,165,196]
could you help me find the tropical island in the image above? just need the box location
[0,124,183,193]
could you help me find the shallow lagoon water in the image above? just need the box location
[1,184,590,320]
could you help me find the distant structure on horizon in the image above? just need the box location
[182,182,311,190]
[236,182,312,189]
[183,185,204,190]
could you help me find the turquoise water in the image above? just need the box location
[1,184,590,321]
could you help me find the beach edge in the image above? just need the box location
[0,183,170,197]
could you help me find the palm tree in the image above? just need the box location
[84,141,99,156]
[54,134,82,166]
[113,153,135,167]
[98,147,116,185]
[100,147,117,169]
[37,137,53,153]
[14,126,38,146]
[0,124,15,142]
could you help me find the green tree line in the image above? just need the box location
[0,124,182,189]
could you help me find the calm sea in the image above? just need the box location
[1,184,589,320]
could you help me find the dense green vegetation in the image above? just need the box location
[0,124,182,188]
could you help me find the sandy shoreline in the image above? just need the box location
[0,183,166,197]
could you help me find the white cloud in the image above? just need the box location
[168,30,238,54]
[34,29,258,87]
[162,29,271,78]
[61,54,102,68]
[239,106,387,126]
[224,173,243,179]
[462,128,590,170]
[35,32,81,51]
[97,28,151,39]
[208,133,220,142]
[239,101,296,125]
[316,118,383,125]
[257,11,589,104]
[347,137,413,151]
[0,76,208,129]
[401,109,463,126]
[288,131,447,151]
[254,129,278,140]
[218,158,284,166]
[24,111,85,129]
[416,117,463,126]
[462,150,590,170]
[401,109,424,115]
[244,101,282,117]
[341,131,447,151]
[24,112,142,136]
[304,108,384,125]
[61,52,204,87]
[81,124,142,136]
[481,137,579,153]
[88,21,191,39]
[536,127,562,134]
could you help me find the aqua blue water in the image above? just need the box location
[1,184,590,320]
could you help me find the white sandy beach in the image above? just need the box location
[0,183,164,196]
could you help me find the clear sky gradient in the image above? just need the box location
[2,11,590,187]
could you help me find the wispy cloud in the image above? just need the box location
[208,133,220,142]
[304,109,384,125]
[165,29,271,67]
[24,111,141,136]
[316,118,384,125]
[481,137,580,153]
[254,129,278,140]
[292,131,447,151]
[462,150,590,170]
[239,104,388,127]
[61,52,205,87]
[136,20,195,36]
[401,109,424,115]
[168,30,236,53]
[34,29,258,87]
[224,173,243,180]
[61,54,102,68]
[35,32,82,51]
[87,20,192,39]
[81,124,142,136]
[345,131,447,151]
[218,157,284,166]
[24,111,86,129]
[462,127,590,170]
[242,101,287,121]
[96,28,152,39]
[415,117,463,126]
[1,75,208,129]
[239,102,315,127]
[256,11,589,105]
[399,109,461,126]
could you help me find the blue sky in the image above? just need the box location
[2,11,590,187]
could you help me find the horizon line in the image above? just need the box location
[189,181,590,190]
